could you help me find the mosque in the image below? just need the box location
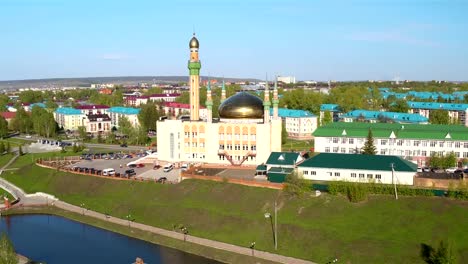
[156,34,282,166]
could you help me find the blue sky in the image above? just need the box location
[1,0,467,81]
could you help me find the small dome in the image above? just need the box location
[189,35,199,49]
[218,92,264,119]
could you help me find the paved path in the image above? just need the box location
[0,154,315,264]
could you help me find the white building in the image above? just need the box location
[277,76,296,84]
[161,102,207,120]
[271,108,318,140]
[313,122,468,167]
[108,106,141,128]
[297,153,417,185]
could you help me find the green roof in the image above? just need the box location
[298,153,418,172]
[313,122,468,140]
[268,167,294,175]
[266,152,300,166]
[256,165,267,171]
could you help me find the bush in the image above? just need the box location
[447,181,468,200]
[284,172,311,196]
[346,182,368,202]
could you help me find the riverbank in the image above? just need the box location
[3,206,279,264]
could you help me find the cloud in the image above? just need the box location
[99,54,133,60]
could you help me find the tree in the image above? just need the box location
[31,106,57,138]
[0,116,8,139]
[0,233,18,264]
[322,111,333,126]
[389,99,409,113]
[77,126,87,142]
[5,142,10,154]
[421,240,456,264]
[0,142,5,154]
[18,145,23,156]
[138,102,161,132]
[429,110,450,125]
[281,122,288,145]
[362,128,377,155]
[118,116,133,137]
[10,108,32,133]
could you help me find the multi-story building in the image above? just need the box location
[270,108,317,139]
[54,107,85,131]
[161,102,207,120]
[85,114,112,134]
[407,101,468,126]
[313,122,468,167]
[124,93,180,107]
[276,76,296,84]
[108,106,141,128]
[319,104,342,123]
[75,105,109,115]
[341,110,428,124]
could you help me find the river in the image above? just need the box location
[0,214,221,264]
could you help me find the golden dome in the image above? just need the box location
[189,35,199,49]
[218,92,264,119]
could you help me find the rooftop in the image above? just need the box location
[87,114,111,121]
[313,122,468,140]
[109,106,141,115]
[320,104,341,112]
[407,101,468,111]
[266,152,301,166]
[342,110,428,123]
[270,108,316,118]
[75,105,110,110]
[163,102,206,109]
[55,107,82,115]
[298,153,418,172]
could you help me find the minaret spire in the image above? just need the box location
[263,75,271,123]
[188,33,201,120]
[273,76,279,119]
[206,78,213,123]
[221,78,226,103]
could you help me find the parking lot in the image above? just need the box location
[67,155,180,183]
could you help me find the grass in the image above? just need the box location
[1,187,15,201]
[3,207,276,264]
[1,155,468,263]
[0,153,15,168]
[282,138,314,151]
[0,137,34,146]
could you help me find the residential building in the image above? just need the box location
[1,112,16,126]
[108,106,141,128]
[297,153,417,185]
[341,110,428,124]
[320,104,342,122]
[313,122,468,167]
[85,114,112,134]
[270,108,318,139]
[276,76,296,84]
[74,105,109,115]
[54,107,85,131]
[407,101,468,126]
[161,102,207,120]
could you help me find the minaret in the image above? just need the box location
[273,78,279,119]
[188,33,201,121]
[206,80,213,123]
[263,78,271,123]
[221,79,226,103]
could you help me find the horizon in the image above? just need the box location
[1,0,467,81]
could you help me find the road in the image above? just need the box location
[13,135,147,152]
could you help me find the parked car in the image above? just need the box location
[422,167,431,172]
[464,168,468,174]
[153,164,161,170]
[417,167,422,172]
[25,134,32,138]
[157,177,167,183]
[120,143,128,147]
[127,163,137,168]
[181,163,189,171]
[163,163,173,172]
[102,168,116,176]
[453,169,463,176]
[445,167,458,173]
[125,169,136,177]
[137,163,145,168]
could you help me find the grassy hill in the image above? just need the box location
[2,154,468,263]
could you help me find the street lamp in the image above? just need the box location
[264,201,277,250]
[181,227,188,242]
[80,203,85,215]
[126,214,132,227]
[249,242,256,256]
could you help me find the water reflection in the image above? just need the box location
[0,214,220,264]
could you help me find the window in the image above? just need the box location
[341,138,347,144]
[351,173,357,178]
[447,142,453,148]
[227,134,232,140]
[439,141,444,147]
[430,141,436,147]
[397,140,403,146]
[235,134,240,140]
[349,138,354,144]
[333,147,339,152]
[341,148,346,153]
[455,142,461,148]
[219,144,224,150]
[311,171,316,175]
[251,145,256,151]
[303,170,309,175]
[406,140,411,146]
[464,142,468,148]
[359,173,364,178]
[367,174,373,179]
[251,134,256,141]
[463,152,468,158]
[375,174,381,180]
[381,139,388,145]
[358,138,364,144]
[333,138,338,143]
[219,134,224,140]
[334,172,340,177]
[455,152,460,158]
[421,151,427,157]
[422,141,428,147]
[243,134,248,140]
[325,147,330,153]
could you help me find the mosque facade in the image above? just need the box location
[156,34,282,166]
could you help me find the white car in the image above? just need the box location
[163,163,174,172]
[445,167,458,173]
[25,135,32,138]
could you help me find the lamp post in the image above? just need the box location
[264,201,277,250]
[249,242,256,256]
[182,227,188,242]
[126,213,132,227]
[80,203,85,215]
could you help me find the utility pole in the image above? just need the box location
[274,200,277,250]
[391,163,398,200]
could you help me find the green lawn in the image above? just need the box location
[0,154,15,168]
[1,157,467,263]
[282,138,314,151]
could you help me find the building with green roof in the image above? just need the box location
[297,153,417,185]
[313,122,468,167]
